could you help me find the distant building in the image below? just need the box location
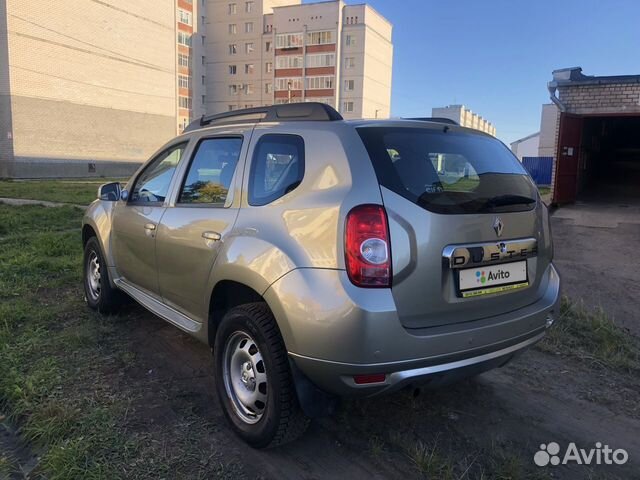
[0,0,205,178]
[542,67,640,204]
[204,0,393,119]
[510,132,540,160]
[431,105,496,136]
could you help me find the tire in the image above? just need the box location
[83,236,123,314]
[213,302,309,448]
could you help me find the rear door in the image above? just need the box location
[112,142,187,296]
[155,135,245,322]
[358,125,552,329]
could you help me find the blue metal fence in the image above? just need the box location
[522,156,554,185]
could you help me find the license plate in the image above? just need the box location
[458,260,528,298]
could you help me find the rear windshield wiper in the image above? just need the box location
[484,194,537,208]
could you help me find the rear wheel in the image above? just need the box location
[213,303,309,448]
[83,236,123,314]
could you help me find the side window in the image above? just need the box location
[178,137,243,205]
[248,134,304,206]
[130,143,187,204]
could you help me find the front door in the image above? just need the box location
[112,142,188,295]
[156,136,245,321]
[554,113,583,204]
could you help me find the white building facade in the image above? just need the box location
[431,104,496,136]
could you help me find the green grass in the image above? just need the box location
[538,186,551,196]
[0,179,128,205]
[0,204,245,479]
[539,297,640,372]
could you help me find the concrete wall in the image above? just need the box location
[0,0,14,178]
[538,103,559,158]
[2,0,177,178]
[358,5,392,119]
[510,133,539,160]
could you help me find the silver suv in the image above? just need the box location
[82,103,560,447]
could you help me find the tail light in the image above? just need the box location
[345,204,391,287]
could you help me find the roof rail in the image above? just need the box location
[184,102,343,132]
[406,117,460,126]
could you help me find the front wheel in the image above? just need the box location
[213,303,309,448]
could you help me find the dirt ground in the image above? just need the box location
[551,196,640,337]
[97,297,638,480]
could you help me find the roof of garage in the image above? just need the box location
[550,67,640,87]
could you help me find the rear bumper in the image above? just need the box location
[290,330,545,396]
[265,263,560,397]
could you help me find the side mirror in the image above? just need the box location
[98,182,121,201]
[120,189,129,201]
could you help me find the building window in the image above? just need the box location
[265,83,273,94]
[202,55,206,66]
[245,63,254,74]
[229,64,237,74]
[201,36,206,46]
[306,75,334,90]
[305,97,333,105]
[275,98,303,104]
[202,75,206,85]
[245,1,254,13]
[229,24,237,34]
[178,32,192,47]
[245,43,254,54]
[229,105,235,111]
[228,3,236,14]
[306,53,335,68]
[202,95,206,105]
[245,84,253,94]
[275,77,303,91]
[265,62,273,73]
[229,84,238,95]
[179,96,192,109]
[178,9,192,26]
[344,79,354,91]
[178,75,192,89]
[275,55,303,69]
[306,30,334,45]
[265,41,272,52]
[178,53,191,68]
[229,44,237,55]
[245,22,253,33]
[345,57,355,69]
[275,33,303,49]
[346,35,355,46]
[343,101,354,113]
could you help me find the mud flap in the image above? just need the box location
[288,358,339,418]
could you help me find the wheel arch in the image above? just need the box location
[207,280,268,347]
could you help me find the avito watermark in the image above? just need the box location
[534,442,629,467]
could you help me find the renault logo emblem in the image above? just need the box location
[493,217,504,237]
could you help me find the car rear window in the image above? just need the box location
[357,126,538,214]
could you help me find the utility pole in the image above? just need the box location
[287,81,292,104]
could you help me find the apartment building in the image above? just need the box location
[176,0,207,132]
[431,105,497,136]
[204,0,393,119]
[0,0,205,178]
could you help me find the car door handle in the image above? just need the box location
[202,231,221,242]
[144,223,157,231]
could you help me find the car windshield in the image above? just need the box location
[357,126,538,214]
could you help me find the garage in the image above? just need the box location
[547,68,640,204]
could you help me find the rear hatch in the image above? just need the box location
[357,124,552,329]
